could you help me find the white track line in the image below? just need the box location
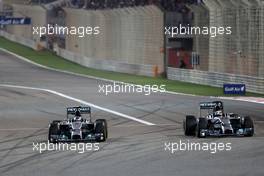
[217,96,264,105]
[0,48,198,97]
[0,84,155,126]
[0,48,263,104]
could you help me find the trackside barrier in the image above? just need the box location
[167,67,264,94]
[57,48,155,76]
[5,4,47,45]
[0,30,36,50]
[1,29,263,94]
[64,5,164,76]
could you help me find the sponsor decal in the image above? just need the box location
[223,84,246,95]
[0,16,31,25]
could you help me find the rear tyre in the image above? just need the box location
[184,115,197,136]
[197,118,208,138]
[95,119,107,142]
[243,116,254,137]
[48,121,60,143]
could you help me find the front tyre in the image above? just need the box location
[184,115,197,136]
[243,116,254,137]
[48,121,60,143]
[94,119,107,142]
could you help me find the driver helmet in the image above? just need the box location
[74,110,81,120]
[213,110,223,117]
[213,105,221,112]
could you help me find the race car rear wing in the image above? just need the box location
[200,102,217,109]
[200,101,223,109]
[199,101,224,116]
[66,106,91,119]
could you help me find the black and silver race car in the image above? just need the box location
[48,106,108,143]
[183,101,254,138]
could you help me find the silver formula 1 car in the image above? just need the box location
[183,101,254,138]
[48,106,108,143]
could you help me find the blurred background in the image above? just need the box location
[0,0,263,94]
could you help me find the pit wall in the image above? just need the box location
[64,5,164,76]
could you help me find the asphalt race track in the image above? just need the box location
[0,50,263,176]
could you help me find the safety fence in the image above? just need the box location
[203,0,264,78]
